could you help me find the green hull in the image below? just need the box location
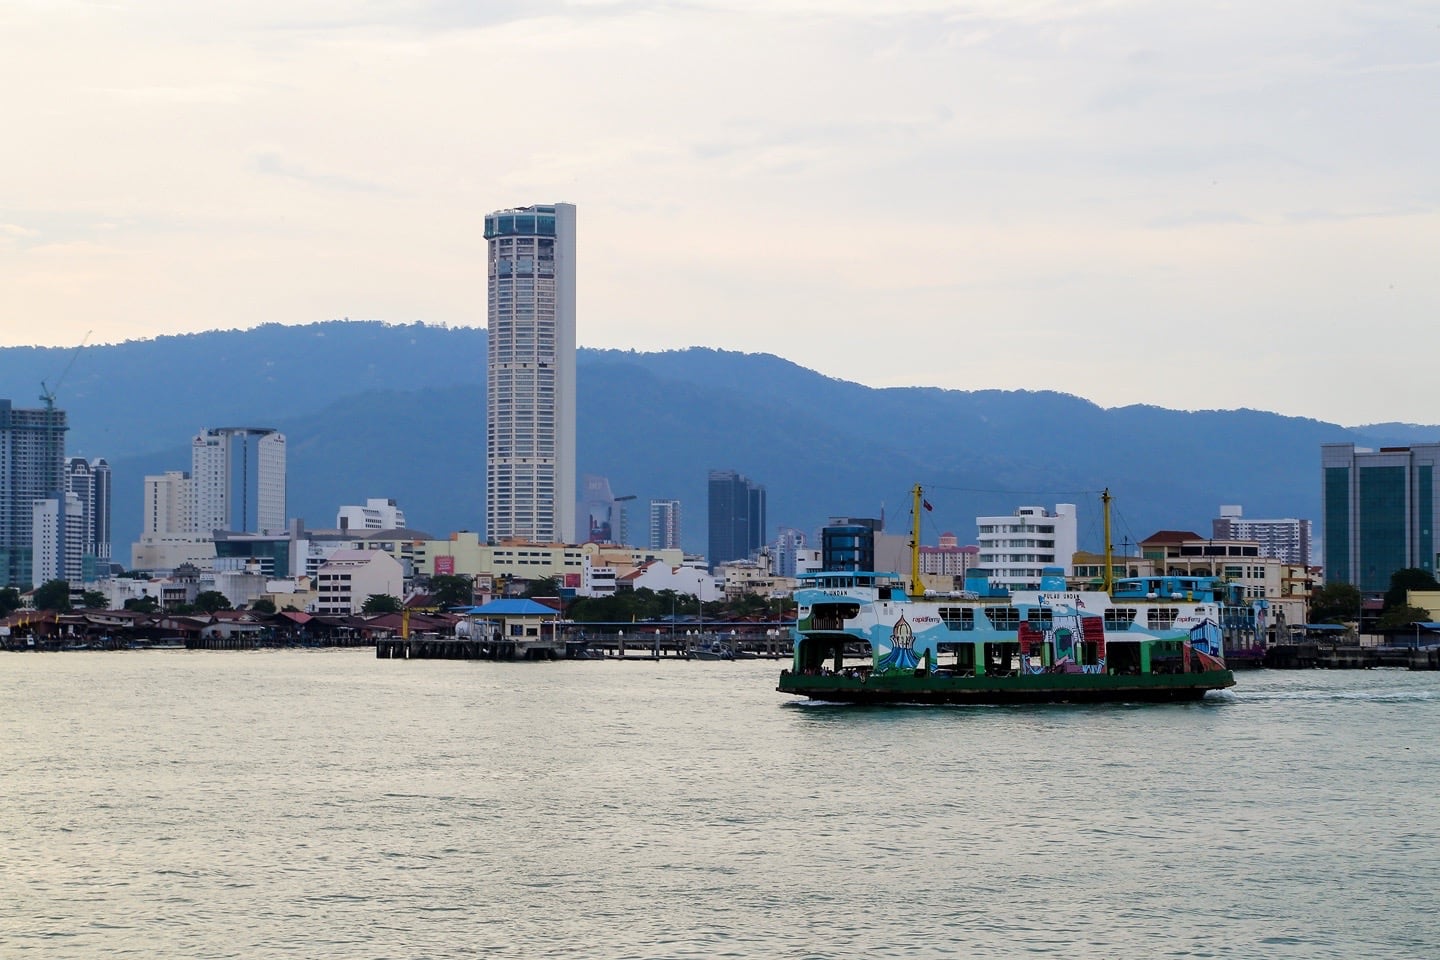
[777,669,1235,705]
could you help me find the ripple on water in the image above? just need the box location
[1,656,1438,958]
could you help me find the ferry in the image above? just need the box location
[777,488,1237,705]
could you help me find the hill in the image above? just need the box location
[2,321,1431,562]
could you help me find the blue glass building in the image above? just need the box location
[1322,442,1440,592]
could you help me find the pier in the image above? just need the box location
[375,631,792,662]
[1263,642,1440,670]
[376,636,567,660]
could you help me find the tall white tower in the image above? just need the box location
[484,202,576,544]
[190,428,286,535]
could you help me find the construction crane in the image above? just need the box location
[40,330,91,411]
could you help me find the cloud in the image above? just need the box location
[250,151,396,194]
[2,0,1438,423]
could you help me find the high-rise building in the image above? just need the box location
[0,398,67,587]
[66,457,112,565]
[707,470,766,570]
[484,202,577,544]
[920,532,980,578]
[1212,505,1311,566]
[144,470,193,537]
[191,428,286,535]
[581,474,617,544]
[772,526,805,577]
[32,491,85,586]
[649,499,682,551]
[1322,442,1440,592]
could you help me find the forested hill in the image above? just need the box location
[1,321,1430,560]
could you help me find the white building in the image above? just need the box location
[485,203,577,545]
[130,469,214,572]
[649,499,681,551]
[31,492,85,586]
[337,498,407,532]
[976,504,1078,590]
[627,559,723,602]
[580,558,618,598]
[144,470,192,538]
[772,527,806,578]
[717,551,791,601]
[207,564,269,610]
[314,549,405,615]
[191,428,286,535]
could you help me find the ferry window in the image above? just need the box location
[1026,608,1053,627]
[1104,608,1137,630]
[939,607,975,631]
[1146,607,1179,629]
[987,607,1019,630]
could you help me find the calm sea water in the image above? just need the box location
[2,652,1437,959]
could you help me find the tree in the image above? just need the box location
[79,591,108,609]
[1377,604,1432,631]
[251,597,277,614]
[427,574,475,609]
[1383,568,1439,612]
[124,596,160,614]
[0,586,21,617]
[33,579,71,612]
[362,594,403,614]
[1310,583,1361,623]
[521,576,561,600]
[195,590,232,614]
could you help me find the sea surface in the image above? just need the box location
[1,652,1437,959]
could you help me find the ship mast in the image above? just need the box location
[1102,487,1114,594]
[911,483,923,596]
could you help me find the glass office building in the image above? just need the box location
[1322,442,1440,592]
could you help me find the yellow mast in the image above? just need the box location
[1102,487,1114,594]
[911,484,924,596]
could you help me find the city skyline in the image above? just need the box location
[2,3,1436,426]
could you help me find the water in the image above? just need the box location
[2,653,1438,959]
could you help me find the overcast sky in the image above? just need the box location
[2,1,1435,425]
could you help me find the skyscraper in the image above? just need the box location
[1322,442,1440,592]
[581,474,617,544]
[191,428,286,535]
[485,202,577,544]
[66,457,113,565]
[707,470,766,570]
[0,398,67,587]
[649,499,682,551]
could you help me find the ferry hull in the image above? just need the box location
[777,669,1235,705]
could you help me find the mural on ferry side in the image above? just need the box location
[875,614,923,675]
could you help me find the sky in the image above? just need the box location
[2,0,1436,426]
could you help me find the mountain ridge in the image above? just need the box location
[2,321,1430,562]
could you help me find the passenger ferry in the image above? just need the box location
[778,488,1237,704]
